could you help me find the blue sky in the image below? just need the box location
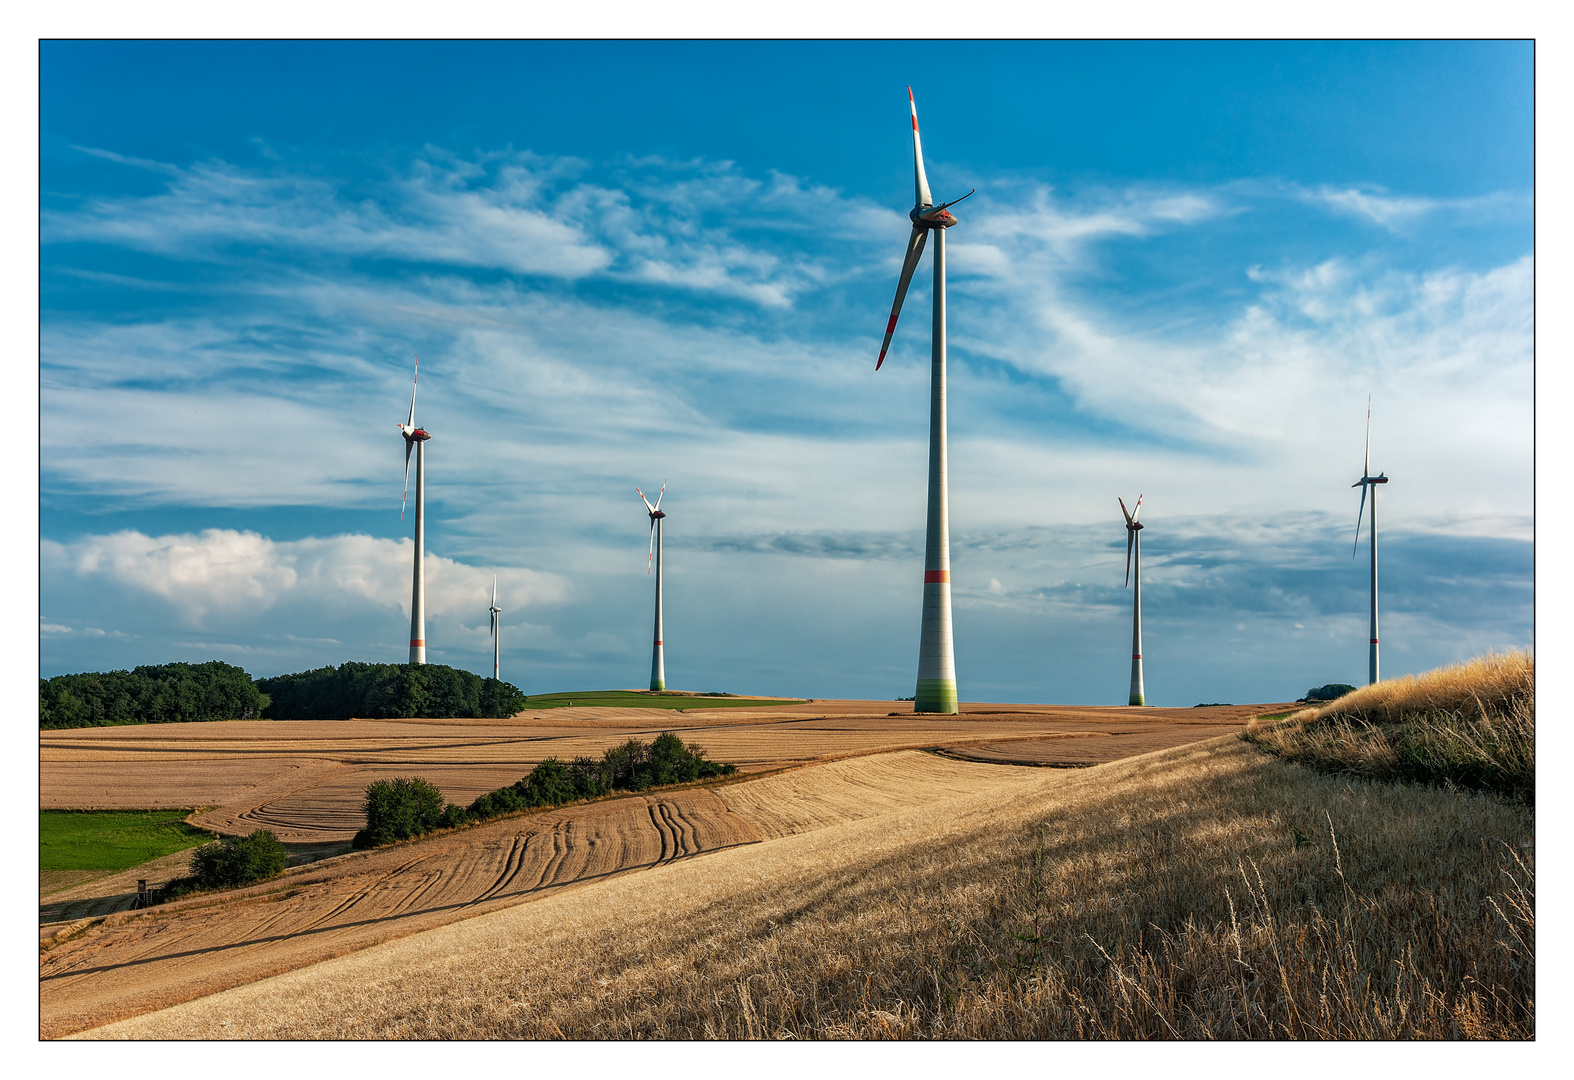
[38,40,1533,705]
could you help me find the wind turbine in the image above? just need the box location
[397,357,432,664]
[637,482,668,692]
[488,575,502,682]
[1119,496,1146,707]
[1352,396,1388,685]
[876,86,974,715]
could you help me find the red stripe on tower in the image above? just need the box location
[1132,654,1142,660]
[1370,639,1379,644]
[924,570,949,583]
[410,639,424,647]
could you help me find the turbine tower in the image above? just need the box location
[397,357,432,664]
[1352,396,1388,685]
[637,482,668,692]
[876,86,974,715]
[1119,495,1146,707]
[488,575,502,682]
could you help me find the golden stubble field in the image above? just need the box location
[41,699,1277,843]
[78,734,1533,1040]
[40,697,1298,1038]
[42,751,1049,1038]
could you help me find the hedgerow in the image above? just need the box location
[353,733,737,848]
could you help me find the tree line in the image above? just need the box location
[39,660,527,728]
[353,732,738,849]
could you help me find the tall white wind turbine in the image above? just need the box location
[396,357,432,664]
[876,86,974,715]
[637,482,668,692]
[488,575,502,682]
[1351,396,1388,685]
[1119,495,1146,706]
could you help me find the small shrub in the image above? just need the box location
[187,829,287,890]
[362,777,446,846]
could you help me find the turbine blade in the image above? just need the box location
[407,356,419,430]
[1352,482,1368,559]
[1125,530,1134,588]
[647,520,656,574]
[1118,496,1132,526]
[636,487,655,514]
[908,86,932,208]
[876,227,928,370]
[1363,394,1371,478]
[492,574,497,607]
[1132,494,1143,523]
[654,480,666,512]
[401,439,413,522]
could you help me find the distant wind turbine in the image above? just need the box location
[1352,396,1388,685]
[488,575,502,682]
[396,357,432,664]
[1119,495,1146,707]
[876,86,974,716]
[637,482,668,692]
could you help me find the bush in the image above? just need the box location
[39,661,269,729]
[1303,683,1358,703]
[187,829,288,889]
[360,777,446,847]
[257,662,527,720]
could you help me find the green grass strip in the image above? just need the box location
[40,810,217,873]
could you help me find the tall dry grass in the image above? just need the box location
[1246,650,1534,804]
[87,737,1533,1041]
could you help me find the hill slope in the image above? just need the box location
[81,734,1532,1039]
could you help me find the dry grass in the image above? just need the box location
[1246,651,1534,804]
[85,735,1533,1040]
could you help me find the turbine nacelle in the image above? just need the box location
[636,481,667,574]
[396,357,430,522]
[910,189,973,230]
[876,89,976,371]
[1118,495,1144,588]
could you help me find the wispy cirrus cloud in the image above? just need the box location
[1295,184,1527,231]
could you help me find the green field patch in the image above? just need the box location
[524,690,804,711]
[40,810,217,873]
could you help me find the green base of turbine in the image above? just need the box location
[914,679,958,714]
[650,679,666,691]
[1129,693,1145,706]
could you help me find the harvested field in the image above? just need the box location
[82,735,1533,1040]
[41,751,1051,1037]
[42,700,1288,844]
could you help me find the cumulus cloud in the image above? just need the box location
[44,530,570,627]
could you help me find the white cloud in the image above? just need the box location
[44,530,570,627]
